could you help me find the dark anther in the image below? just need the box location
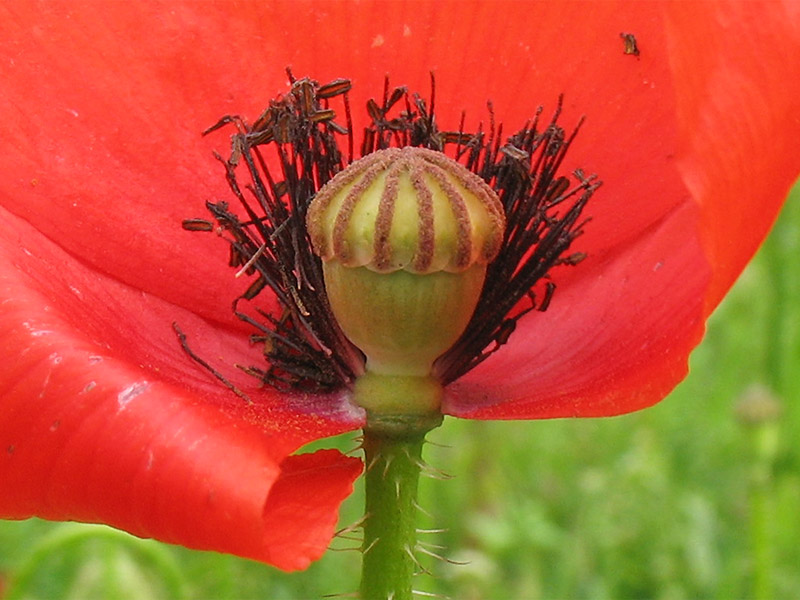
[538,282,557,312]
[317,78,353,99]
[181,218,214,232]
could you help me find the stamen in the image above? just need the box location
[234,243,266,278]
[185,73,598,394]
[172,322,251,402]
[434,101,601,383]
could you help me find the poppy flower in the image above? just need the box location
[1,0,799,575]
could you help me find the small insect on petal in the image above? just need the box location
[620,32,640,57]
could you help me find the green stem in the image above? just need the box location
[360,417,438,600]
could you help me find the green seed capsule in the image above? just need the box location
[307,147,505,419]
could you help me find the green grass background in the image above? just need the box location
[2,182,798,600]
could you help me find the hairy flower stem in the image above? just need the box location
[360,419,437,600]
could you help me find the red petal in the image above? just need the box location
[446,202,711,419]
[446,2,800,418]
[0,207,362,570]
[667,1,800,312]
[0,1,686,315]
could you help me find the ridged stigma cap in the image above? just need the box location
[307,147,505,273]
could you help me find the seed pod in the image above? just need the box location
[306,147,506,415]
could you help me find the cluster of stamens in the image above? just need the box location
[182,71,600,394]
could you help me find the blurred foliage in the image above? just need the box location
[1,180,798,599]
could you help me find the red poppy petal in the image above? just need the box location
[446,201,711,419]
[666,1,800,312]
[446,2,800,419]
[0,3,294,327]
[0,2,687,316]
[0,206,363,570]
